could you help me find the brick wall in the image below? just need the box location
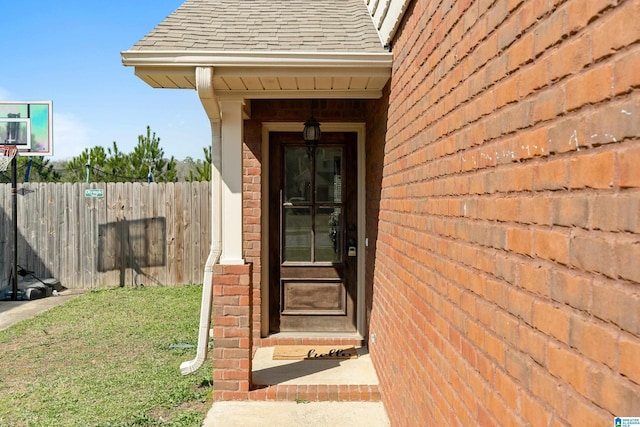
[365,93,390,337]
[212,263,252,401]
[368,0,640,425]
[243,114,263,344]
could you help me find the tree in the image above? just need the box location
[23,156,61,182]
[128,126,177,183]
[63,146,108,182]
[187,146,211,182]
[103,142,132,182]
[0,156,61,183]
[61,126,179,183]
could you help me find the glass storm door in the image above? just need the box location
[269,132,357,333]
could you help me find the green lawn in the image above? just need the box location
[0,285,212,427]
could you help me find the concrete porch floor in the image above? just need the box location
[252,346,380,385]
[202,346,390,426]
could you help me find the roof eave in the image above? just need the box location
[121,49,393,98]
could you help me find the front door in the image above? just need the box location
[269,132,357,333]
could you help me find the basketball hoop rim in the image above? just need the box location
[0,145,19,172]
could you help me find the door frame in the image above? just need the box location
[261,122,366,338]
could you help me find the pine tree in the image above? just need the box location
[103,141,131,182]
[129,126,177,183]
[23,156,61,182]
[0,156,61,183]
[187,146,212,182]
[61,127,180,183]
[63,146,107,182]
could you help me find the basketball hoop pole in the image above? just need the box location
[11,155,18,301]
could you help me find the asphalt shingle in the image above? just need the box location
[129,0,385,53]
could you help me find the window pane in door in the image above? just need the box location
[315,207,342,262]
[315,147,343,203]
[283,207,311,261]
[284,147,311,203]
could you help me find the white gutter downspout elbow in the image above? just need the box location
[181,67,222,375]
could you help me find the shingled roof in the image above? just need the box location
[129,0,386,53]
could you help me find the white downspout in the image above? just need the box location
[181,67,221,375]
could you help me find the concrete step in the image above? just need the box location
[202,401,390,427]
[202,346,390,426]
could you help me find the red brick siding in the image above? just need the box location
[212,264,252,401]
[243,117,263,344]
[216,384,381,402]
[249,99,368,123]
[368,0,640,425]
[365,93,390,338]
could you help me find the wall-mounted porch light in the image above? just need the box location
[303,116,321,153]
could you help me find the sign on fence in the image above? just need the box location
[84,189,104,198]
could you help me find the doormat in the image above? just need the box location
[273,345,359,360]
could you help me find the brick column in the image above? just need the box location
[212,263,252,401]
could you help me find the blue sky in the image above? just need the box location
[0,1,210,161]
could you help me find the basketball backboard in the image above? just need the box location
[0,101,53,156]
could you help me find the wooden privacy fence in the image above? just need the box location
[0,182,211,289]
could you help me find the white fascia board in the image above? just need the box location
[121,50,393,69]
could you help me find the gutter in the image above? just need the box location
[121,49,394,69]
[180,67,222,375]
